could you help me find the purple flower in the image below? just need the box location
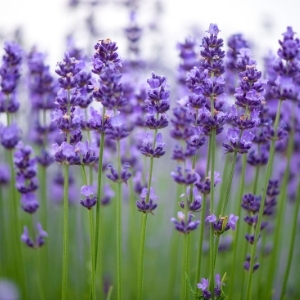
[139,133,166,158]
[197,278,211,299]
[52,142,80,165]
[80,185,97,210]
[0,164,10,185]
[0,41,22,99]
[136,187,158,214]
[21,193,39,214]
[105,115,129,140]
[171,211,200,234]
[74,141,97,165]
[106,162,132,184]
[197,278,209,291]
[223,128,255,154]
[21,227,34,248]
[21,223,47,248]
[179,187,202,212]
[206,213,239,235]
[0,124,21,149]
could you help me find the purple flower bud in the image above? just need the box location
[21,193,39,214]
[0,124,21,149]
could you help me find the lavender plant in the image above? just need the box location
[0,7,300,300]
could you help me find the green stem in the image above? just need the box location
[220,152,238,216]
[116,139,122,300]
[62,164,69,300]
[266,110,295,297]
[280,177,300,298]
[252,166,260,195]
[37,249,46,300]
[89,210,96,300]
[137,128,158,299]
[209,129,216,296]
[228,154,247,299]
[82,165,96,300]
[137,213,148,300]
[195,137,212,297]
[245,99,282,300]
[182,233,189,300]
[95,111,106,270]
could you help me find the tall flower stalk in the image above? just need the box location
[137,72,170,299]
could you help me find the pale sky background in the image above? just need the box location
[0,0,300,71]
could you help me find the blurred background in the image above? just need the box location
[1,0,300,70]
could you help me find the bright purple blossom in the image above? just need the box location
[0,124,21,149]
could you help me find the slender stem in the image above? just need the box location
[137,128,158,299]
[252,166,260,195]
[182,233,189,300]
[89,210,96,300]
[217,155,230,215]
[137,213,148,300]
[280,177,300,298]
[95,109,106,270]
[245,99,282,300]
[106,286,113,300]
[195,137,212,297]
[37,249,46,300]
[265,110,295,297]
[228,154,247,299]
[220,152,237,216]
[116,139,122,300]
[209,129,216,296]
[82,165,96,300]
[62,164,69,300]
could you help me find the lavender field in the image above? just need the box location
[0,1,299,299]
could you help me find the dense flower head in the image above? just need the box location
[136,187,158,214]
[241,193,261,213]
[171,211,200,234]
[200,24,225,77]
[80,185,97,209]
[92,39,122,75]
[0,123,21,149]
[226,34,250,71]
[197,278,211,299]
[247,148,269,166]
[27,49,57,111]
[0,41,22,95]
[170,106,194,140]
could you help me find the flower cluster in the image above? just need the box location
[21,223,48,248]
[14,143,39,213]
[206,213,238,236]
